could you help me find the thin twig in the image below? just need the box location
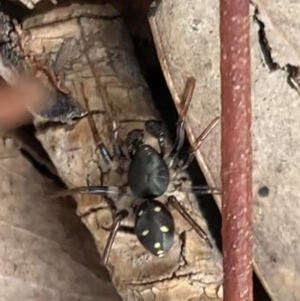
[220,1,253,301]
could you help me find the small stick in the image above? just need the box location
[220,1,253,301]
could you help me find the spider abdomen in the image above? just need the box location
[128,145,170,199]
[134,200,175,256]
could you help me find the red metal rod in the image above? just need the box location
[220,1,253,301]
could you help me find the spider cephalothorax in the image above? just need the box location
[71,77,220,264]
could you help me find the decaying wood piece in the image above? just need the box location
[14,4,224,300]
[0,132,120,301]
[148,1,300,301]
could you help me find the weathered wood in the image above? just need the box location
[148,1,300,301]
[15,3,224,301]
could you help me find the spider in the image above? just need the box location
[69,77,220,264]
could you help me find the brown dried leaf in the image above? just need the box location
[0,133,120,301]
[17,3,223,301]
[148,1,300,301]
[252,0,300,67]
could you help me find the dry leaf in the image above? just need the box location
[0,133,121,301]
[148,1,300,301]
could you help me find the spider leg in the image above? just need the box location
[126,129,144,158]
[180,185,221,195]
[81,82,122,171]
[55,183,132,264]
[102,224,135,234]
[98,142,114,167]
[179,116,220,170]
[51,185,120,198]
[68,185,120,196]
[112,121,126,159]
[167,195,212,248]
[102,209,130,264]
[53,185,121,212]
[145,120,166,157]
[168,77,195,167]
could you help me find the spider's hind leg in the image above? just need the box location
[101,206,137,264]
[167,195,213,248]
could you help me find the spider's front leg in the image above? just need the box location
[179,116,220,170]
[81,83,124,172]
[143,78,195,164]
[167,78,196,167]
[145,120,166,157]
[126,128,144,158]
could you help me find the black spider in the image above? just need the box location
[70,77,220,264]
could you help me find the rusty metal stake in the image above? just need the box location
[220,1,253,301]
